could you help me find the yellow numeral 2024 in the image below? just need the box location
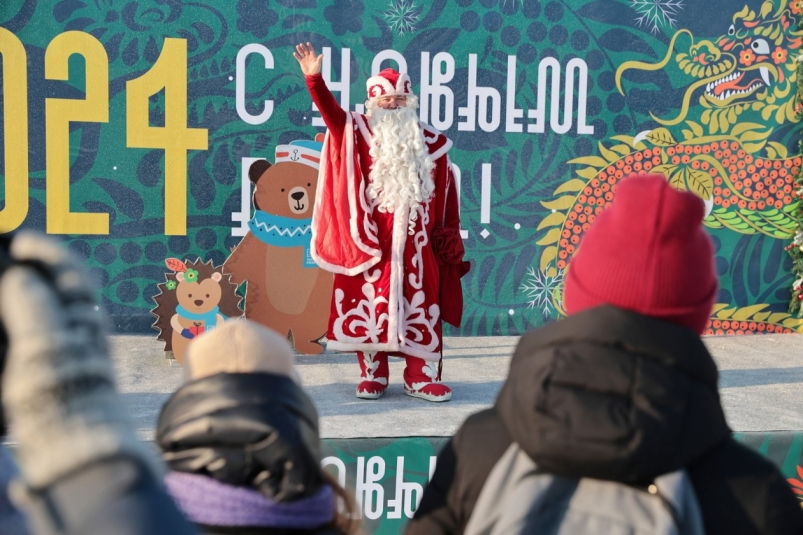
[1,29,208,235]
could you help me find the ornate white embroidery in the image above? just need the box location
[408,202,430,290]
[330,184,441,360]
[354,114,380,243]
[397,200,439,354]
[360,175,380,244]
[360,352,388,385]
[411,360,441,391]
[364,268,381,283]
[403,293,440,353]
[333,284,389,343]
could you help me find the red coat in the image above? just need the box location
[307,74,468,360]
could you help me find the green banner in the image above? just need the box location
[323,433,803,534]
[1,0,802,335]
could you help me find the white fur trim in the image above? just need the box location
[328,341,441,361]
[310,130,333,270]
[388,201,407,354]
[366,72,412,98]
[354,114,373,147]
[345,113,381,258]
[420,122,440,141]
[442,156,452,225]
[356,387,385,399]
[403,383,452,402]
[421,122,453,161]
[311,256,381,276]
[328,340,400,352]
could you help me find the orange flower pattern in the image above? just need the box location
[787,465,803,498]
[792,0,803,14]
[773,47,788,64]
[740,49,756,66]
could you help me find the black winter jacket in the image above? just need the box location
[407,306,803,535]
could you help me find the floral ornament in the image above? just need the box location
[165,280,177,290]
[792,0,803,14]
[236,0,278,39]
[787,465,803,497]
[184,268,199,283]
[772,47,788,65]
[739,49,755,66]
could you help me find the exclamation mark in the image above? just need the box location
[480,163,491,238]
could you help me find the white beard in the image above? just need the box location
[366,105,435,234]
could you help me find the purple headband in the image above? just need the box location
[164,471,335,529]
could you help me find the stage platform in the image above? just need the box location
[112,333,803,441]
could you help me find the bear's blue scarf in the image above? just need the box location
[175,305,224,331]
[248,210,317,268]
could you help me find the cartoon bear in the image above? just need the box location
[224,140,334,355]
[151,258,243,364]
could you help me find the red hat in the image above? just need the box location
[563,174,718,334]
[366,68,413,100]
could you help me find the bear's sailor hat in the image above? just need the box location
[274,137,324,170]
[366,68,413,101]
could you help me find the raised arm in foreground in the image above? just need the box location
[0,232,196,535]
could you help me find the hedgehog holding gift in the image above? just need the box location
[152,258,242,364]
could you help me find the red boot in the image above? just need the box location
[403,357,451,402]
[356,351,389,399]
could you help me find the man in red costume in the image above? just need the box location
[294,42,469,402]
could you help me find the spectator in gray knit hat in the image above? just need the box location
[157,320,359,535]
[0,231,196,535]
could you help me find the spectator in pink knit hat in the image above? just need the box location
[408,175,803,535]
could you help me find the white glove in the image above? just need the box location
[0,231,161,489]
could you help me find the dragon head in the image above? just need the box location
[617,0,801,127]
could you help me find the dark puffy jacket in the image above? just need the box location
[157,372,341,535]
[407,306,803,535]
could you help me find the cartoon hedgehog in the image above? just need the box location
[151,257,243,364]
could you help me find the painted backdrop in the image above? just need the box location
[1,0,801,335]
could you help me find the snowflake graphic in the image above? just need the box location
[631,0,684,35]
[383,0,423,35]
[520,267,564,314]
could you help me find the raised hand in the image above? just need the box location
[293,42,323,76]
[0,231,161,489]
